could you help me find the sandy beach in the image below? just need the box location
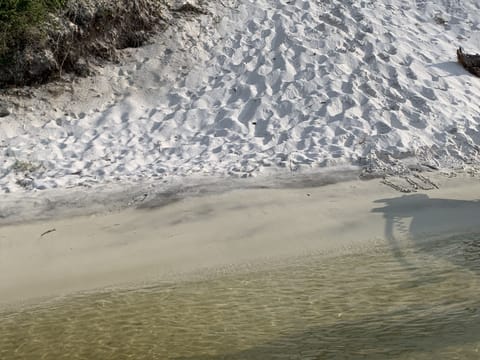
[2,1,480,358]
[1,0,480,310]
[1,172,480,308]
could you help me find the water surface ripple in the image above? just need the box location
[1,233,480,359]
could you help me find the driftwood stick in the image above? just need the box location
[40,228,57,237]
[457,47,480,77]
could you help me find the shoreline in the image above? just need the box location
[2,172,480,308]
[0,166,361,226]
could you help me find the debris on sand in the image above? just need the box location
[457,47,480,77]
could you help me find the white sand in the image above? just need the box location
[1,174,480,307]
[1,0,480,192]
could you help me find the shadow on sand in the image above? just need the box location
[372,194,480,274]
[179,194,480,360]
[428,61,467,77]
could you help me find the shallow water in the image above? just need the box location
[1,233,480,359]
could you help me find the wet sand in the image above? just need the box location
[1,174,480,307]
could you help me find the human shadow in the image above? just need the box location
[177,194,480,360]
[371,194,480,274]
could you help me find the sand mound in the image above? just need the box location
[1,0,480,194]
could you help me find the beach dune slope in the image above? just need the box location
[0,0,480,192]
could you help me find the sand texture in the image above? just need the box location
[2,174,480,307]
[0,0,480,193]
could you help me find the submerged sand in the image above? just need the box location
[1,173,480,307]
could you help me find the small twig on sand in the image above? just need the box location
[40,228,56,237]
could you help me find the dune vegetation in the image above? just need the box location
[0,1,66,42]
[0,0,175,87]
[0,0,66,63]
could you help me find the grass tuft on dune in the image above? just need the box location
[0,0,66,56]
[0,0,175,87]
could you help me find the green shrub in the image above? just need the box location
[0,0,66,56]
[0,0,171,85]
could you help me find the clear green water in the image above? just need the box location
[1,234,480,359]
